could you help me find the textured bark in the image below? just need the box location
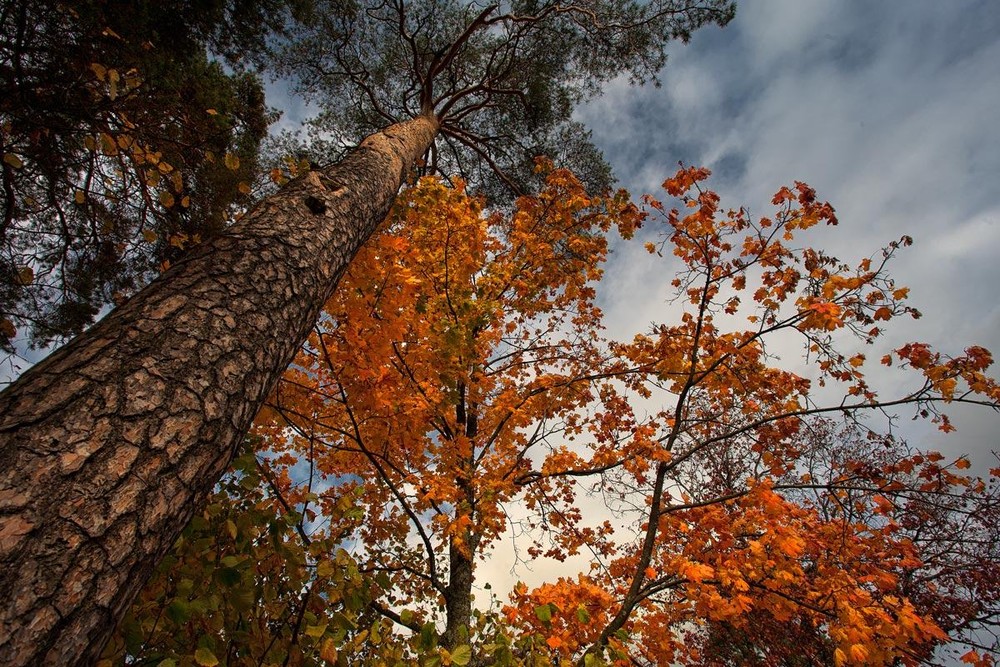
[442,390,478,650]
[442,534,477,649]
[0,114,438,666]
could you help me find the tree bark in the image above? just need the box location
[0,113,438,666]
[442,532,477,649]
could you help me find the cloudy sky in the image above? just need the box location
[581,0,1000,460]
[472,0,1000,652]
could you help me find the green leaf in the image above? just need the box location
[220,555,242,568]
[494,647,512,667]
[216,566,240,587]
[576,605,591,624]
[451,645,472,666]
[165,600,189,624]
[419,622,437,651]
[231,587,255,612]
[534,603,553,623]
[193,648,219,666]
[156,660,177,667]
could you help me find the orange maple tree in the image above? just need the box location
[110,165,1000,666]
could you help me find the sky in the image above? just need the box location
[583,0,1000,461]
[471,0,1000,657]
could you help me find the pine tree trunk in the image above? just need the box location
[0,114,438,666]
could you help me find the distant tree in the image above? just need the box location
[110,169,1000,666]
[0,2,733,664]
[0,0,293,353]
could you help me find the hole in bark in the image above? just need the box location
[304,196,327,215]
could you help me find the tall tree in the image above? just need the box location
[0,2,733,664]
[110,170,1000,666]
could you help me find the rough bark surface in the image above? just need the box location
[442,535,477,649]
[0,114,438,666]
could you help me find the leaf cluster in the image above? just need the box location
[0,0,298,350]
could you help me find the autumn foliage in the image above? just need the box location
[111,165,1000,666]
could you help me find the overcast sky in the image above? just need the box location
[581,0,1000,461]
[474,0,1000,654]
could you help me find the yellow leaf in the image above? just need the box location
[224,152,240,171]
[305,623,327,638]
[206,108,218,115]
[3,153,23,169]
[451,645,472,666]
[238,181,251,195]
[99,133,117,155]
[142,229,157,243]
[75,190,86,204]
[181,195,191,208]
[316,560,335,578]
[90,62,107,81]
[193,648,218,667]
[83,136,97,151]
[159,192,175,208]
